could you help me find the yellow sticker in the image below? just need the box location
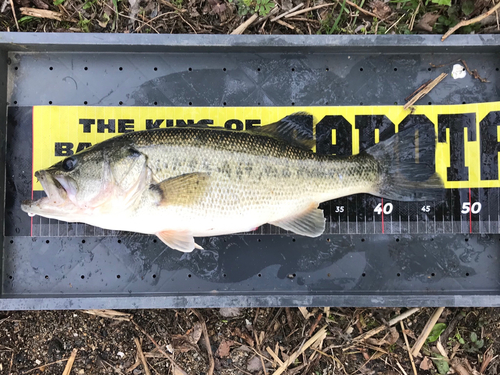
[32,103,500,191]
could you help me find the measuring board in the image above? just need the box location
[6,103,500,238]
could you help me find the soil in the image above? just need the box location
[0,307,499,374]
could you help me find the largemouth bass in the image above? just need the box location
[21,113,444,252]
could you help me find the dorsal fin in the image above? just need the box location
[247,112,315,151]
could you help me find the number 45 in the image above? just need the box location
[461,202,482,214]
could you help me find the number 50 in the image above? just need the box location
[461,202,481,214]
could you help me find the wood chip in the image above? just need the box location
[298,307,314,320]
[20,7,78,22]
[82,309,132,321]
[62,349,77,375]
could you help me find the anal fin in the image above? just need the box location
[156,230,203,252]
[270,205,325,237]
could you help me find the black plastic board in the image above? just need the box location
[1,33,500,309]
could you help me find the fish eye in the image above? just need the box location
[62,157,77,171]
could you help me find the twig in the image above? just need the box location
[255,6,279,24]
[405,79,432,102]
[442,1,500,41]
[276,19,295,29]
[271,2,304,22]
[385,11,408,34]
[266,346,284,366]
[353,308,420,342]
[230,13,258,34]
[400,321,418,375]
[409,2,420,31]
[307,313,323,337]
[233,364,254,375]
[411,307,445,357]
[285,308,294,331]
[82,309,132,321]
[272,326,327,375]
[131,320,187,374]
[460,59,488,82]
[396,361,409,375]
[190,309,214,375]
[253,331,268,375]
[9,0,18,31]
[284,2,336,19]
[403,73,447,110]
[19,7,77,22]
[62,349,78,375]
[480,347,495,374]
[22,358,70,374]
[345,0,381,20]
[134,338,152,375]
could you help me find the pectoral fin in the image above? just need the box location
[150,172,210,206]
[156,230,203,252]
[270,205,325,237]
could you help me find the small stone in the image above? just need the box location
[35,359,41,365]
[78,369,85,374]
[117,352,125,358]
[73,332,78,337]
[133,369,143,375]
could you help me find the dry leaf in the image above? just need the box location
[247,355,263,372]
[170,323,202,352]
[219,307,241,318]
[420,356,435,371]
[370,0,392,19]
[173,364,188,375]
[215,340,233,358]
[386,327,399,345]
[415,12,439,32]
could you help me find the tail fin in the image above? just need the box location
[365,127,445,202]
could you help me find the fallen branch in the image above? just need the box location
[442,1,500,41]
[230,13,258,34]
[411,307,445,357]
[62,349,78,375]
[134,338,151,375]
[20,7,77,22]
[404,73,447,110]
[190,309,215,375]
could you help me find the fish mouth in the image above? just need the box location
[21,170,75,217]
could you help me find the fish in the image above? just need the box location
[21,113,444,252]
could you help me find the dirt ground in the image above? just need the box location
[0,307,499,374]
